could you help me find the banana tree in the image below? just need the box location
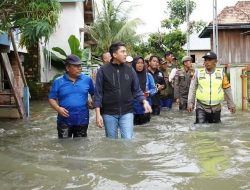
[45,35,90,70]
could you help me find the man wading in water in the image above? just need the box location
[48,55,94,138]
[94,42,152,139]
[187,51,236,123]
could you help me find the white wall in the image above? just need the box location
[49,2,84,53]
[230,66,246,109]
[40,2,84,82]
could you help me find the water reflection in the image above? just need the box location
[187,130,230,177]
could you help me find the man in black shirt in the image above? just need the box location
[147,55,166,115]
[94,42,152,139]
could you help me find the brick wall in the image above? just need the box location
[0,52,24,105]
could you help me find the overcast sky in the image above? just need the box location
[128,0,239,35]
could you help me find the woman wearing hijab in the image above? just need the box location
[132,56,157,125]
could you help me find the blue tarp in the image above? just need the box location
[0,34,10,46]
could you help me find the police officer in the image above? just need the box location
[187,52,236,123]
[159,59,174,109]
[174,56,194,110]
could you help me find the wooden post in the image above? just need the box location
[9,30,30,117]
[9,30,27,86]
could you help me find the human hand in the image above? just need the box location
[96,115,104,128]
[144,91,150,97]
[156,84,163,91]
[176,98,180,104]
[143,100,152,113]
[229,107,236,113]
[87,100,94,109]
[57,107,69,117]
[187,105,193,113]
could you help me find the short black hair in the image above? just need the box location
[100,52,109,61]
[109,42,126,59]
[149,55,161,63]
[164,51,173,57]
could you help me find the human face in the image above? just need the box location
[204,58,217,71]
[184,60,192,70]
[66,64,82,79]
[165,54,173,63]
[112,46,127,64]
[135,58,144,72]
[103,52,111,64]
[160,63,168,70]
[149,57,160,70]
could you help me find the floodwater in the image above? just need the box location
[0,101,250,190]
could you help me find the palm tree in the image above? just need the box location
[85,0,142,56]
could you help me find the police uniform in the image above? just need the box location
[160,64,174,108]
[187,52,235,123]
[174,67,194,110]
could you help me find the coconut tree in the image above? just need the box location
[85,0,142,56]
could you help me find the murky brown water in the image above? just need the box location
[0,101,250,190]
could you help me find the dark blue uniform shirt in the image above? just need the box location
[48,72,94,126]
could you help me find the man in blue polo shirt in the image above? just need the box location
[48,54,94,138]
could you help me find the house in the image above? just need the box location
[199,1,250,65]
[183,33,211,65]
[199,1,250,110]
[39,0,95,83]
[0,32,28,118]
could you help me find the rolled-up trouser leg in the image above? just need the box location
[195,108,208,124]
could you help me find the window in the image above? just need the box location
[191,54,196,63]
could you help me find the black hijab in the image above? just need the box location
[132,56,147,92]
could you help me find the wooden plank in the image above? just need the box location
[0,92,12,95]
[219,31,229,64]
[0,53,25,118]
[245,35,250,62]
[10,30,30,117]
[241,31,246,63]
[0,105,17,108]
[9,30,27,86]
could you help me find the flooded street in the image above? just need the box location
[0,101,250,190]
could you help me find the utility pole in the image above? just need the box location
[186,0,190,56]
[213,0,219,58]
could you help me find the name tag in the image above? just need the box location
[199,73,206,79]
[215,72,222,79]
